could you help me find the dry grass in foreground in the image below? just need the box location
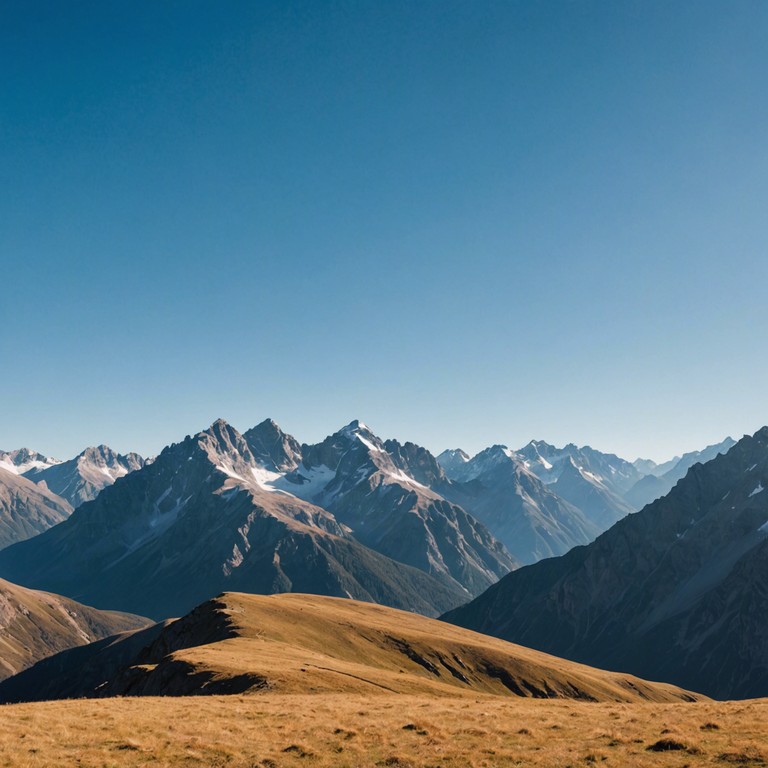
[0,694,765,767]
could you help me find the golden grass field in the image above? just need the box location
[1,593,765,766]
[0,693,766,767]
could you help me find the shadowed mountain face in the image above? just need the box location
[0,470,73,549]
[0,577,149,681]
[0,421,475,620]
[23,445,146,508]
[443,428,768,700]
[0,592,704,704]
[243,419,301,471]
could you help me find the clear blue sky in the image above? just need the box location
[2,1,767,462]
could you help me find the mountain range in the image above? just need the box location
[0,444,146,548]
[0,416,763,702]
[438,445,601,563]
[0,445,146,508]
[444,427,768,699]
[0,420,512,619]
[0,420,739,621]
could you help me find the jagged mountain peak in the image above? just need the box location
[76,444,132,464]
[181,421,258,477]
[524,439,555,451]
[336,419,382,446]
[8,448,52,464]
[435,448,471,480]
[439,448,470,460]
[383,439,447,487]
[205,417,234,436]
[70,444,144,472]
[0,448,60,476]
[456,444,520,482]
[20,443,145,509]
[340,419,370,433]
[243,419,302,472]
[476,444,517,463]
[301,420,388,472]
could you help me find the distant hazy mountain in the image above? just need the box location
[444,427,768,699]
[439,445,600,564]
[436,448,471,479]
[516,440,644,496]
[0,420,471,620]
[437,441,633,558]
[23,445,145,508]
[552,457,635,530]
[624,437,736,509]
[632,456,680,477]
[0,576,148,681]
[0,470,73,549]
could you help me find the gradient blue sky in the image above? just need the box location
[2,1,767,462]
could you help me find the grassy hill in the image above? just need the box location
[4,591,704,703]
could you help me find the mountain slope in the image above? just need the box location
[0,592,704,703]
[243,418,301,471]
[0,421,466,620]
[0,470,73,549]
[0,577,149,681]
[552,457,635,530]
[23,445,145,508]
[297,422,515,595]
[444,428,768,699]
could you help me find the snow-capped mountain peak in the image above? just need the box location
[452,444,519,482]
[21,444,145,508]
[436,448,471,479]
[0,448,60,476]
